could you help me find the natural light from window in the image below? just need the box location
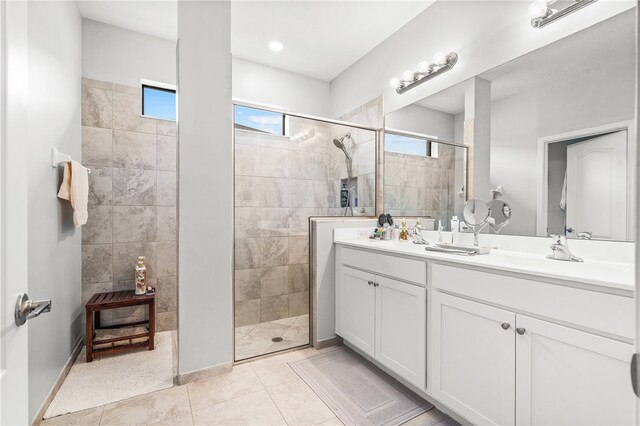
[142,85,176,121]
[234,105,284,135]
[384,132,431,157]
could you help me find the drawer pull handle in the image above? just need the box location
[516,327,526,335]
[501,322,510,330]
[367,280,374,286]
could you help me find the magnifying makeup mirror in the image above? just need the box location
[462,199,490,246]
[487,199,512,234]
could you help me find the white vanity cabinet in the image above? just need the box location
[432,290,635,426]
[335,246,427,389]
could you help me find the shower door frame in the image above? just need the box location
[231,100,381,363]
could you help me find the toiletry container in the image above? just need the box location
[135,256,147,296]
[399,218,409,241]
[340,184,348,208]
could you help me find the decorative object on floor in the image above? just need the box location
[44,331,174,419]
[85,290,156,362]
[290,346,433,426]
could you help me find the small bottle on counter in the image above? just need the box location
[399,218,410,241]
[135,256,147,296]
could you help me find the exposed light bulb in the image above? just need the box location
[433,52,447,66]
[402,70,414,81]
[528,0,549,19]
[417,61,431,73]
[389,77,402,89]
[268,39,285,51]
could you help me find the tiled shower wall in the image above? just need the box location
[234,114,377,327]
[80,78,177,331]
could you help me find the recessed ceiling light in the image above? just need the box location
[268,40,284,52]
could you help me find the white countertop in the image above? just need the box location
[334,237,634,294]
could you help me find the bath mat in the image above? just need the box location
[44,331,175,419]
[289,346,434,426]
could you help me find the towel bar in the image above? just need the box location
[51,147,91,174]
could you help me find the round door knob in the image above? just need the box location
[516,327,526,335]
[501,322,510,330]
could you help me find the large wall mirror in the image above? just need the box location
[383,9,635,241]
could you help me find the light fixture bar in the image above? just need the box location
[531,0,597,28]
[392,52,458,95]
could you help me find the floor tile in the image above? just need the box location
[402,408,449,426]
[187,363,264,410]
[191,389,286,425]
[41,406,103,425]
[317,416,344,426]
[235,314,310,360]
[267,376,335,425]
[99,386,192,425]
[250,351,307,388]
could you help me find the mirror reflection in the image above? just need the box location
[383,9,635,241]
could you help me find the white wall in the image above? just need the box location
[83,18,176,87]
[178,0,233,375]
[26,1,83,420]
[232,57,330,116]
[384,104,454,141]
[329,0,635,119]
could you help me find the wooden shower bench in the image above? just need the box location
[85,290,155,362]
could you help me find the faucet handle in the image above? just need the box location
[550,234,567,245]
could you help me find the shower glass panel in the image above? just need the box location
[233,106,376,361]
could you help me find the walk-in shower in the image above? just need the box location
[233,105,377,361]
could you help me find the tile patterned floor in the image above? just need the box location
[41,345,460,426]
[235,314,310,361]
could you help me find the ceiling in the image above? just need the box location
[77,1,434,82]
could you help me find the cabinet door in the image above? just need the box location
[432,291,516,426]
[515,315,635,426]
[337,266,376,357]
[375,276,427,389]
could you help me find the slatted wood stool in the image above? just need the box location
[85,290,156,362]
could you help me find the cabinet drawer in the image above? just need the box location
[432,263,633,340]
[340,247,426,285]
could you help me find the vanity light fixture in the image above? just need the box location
[528,0,597,29]
[389,51,458,94]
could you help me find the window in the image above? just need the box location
[234,105,285,135]
[142,83,176,121]
[384,132,435,157]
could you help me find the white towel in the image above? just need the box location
[57,160,89,227]
[559,171,567,211]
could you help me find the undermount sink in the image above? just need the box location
[435,242,492,255]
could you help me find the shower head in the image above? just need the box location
[332,138,345,149]
[333,132,352,160]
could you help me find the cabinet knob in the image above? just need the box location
[516,327,526,335]
[374,282,379,287]
[367,280,373,286]
[501,322,510,330]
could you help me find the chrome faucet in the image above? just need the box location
[547,235,583,262]
[410,226,428,245]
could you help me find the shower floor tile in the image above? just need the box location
[235,314,309,361]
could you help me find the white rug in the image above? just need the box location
[44,331,175,418]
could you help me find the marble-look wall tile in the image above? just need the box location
[288,180,315,208]
[235,299,261,327]
[82,205,112,245]
[112,206,156,243]
[113,83,139,95]
[157,135,177,172]
[82,282,113,306]
[235,176,261,207]
[287,263,309,294]
[82,86,112,128]
[258,208,289,237]
[288,236,308,265]
[156,120,178,136]
[82,244,112,283]
[234,207,255,239]
[157,171,177,206]
[235,269,261,302]
[260,237,288,267]
[235,144,260,177]
[157,276,177,313]
[157,241,177,277]
[113,130,156,169]
[112,168,156,205]
[260,147,289,178]
[235,238,260,269]
[157,311,177,332]
[156,207,177,241]
[260,177,288,207]
[82,126,112,167]
[260,295,288,322]
[112,91,156,134]
[88,167,113,206]
[260,266,288,298]
[288,291,309,316]
[82,77,114,90]
[289,151,327,180]
[112,242,157,281]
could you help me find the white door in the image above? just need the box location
[375,276,426,389]
[337,266,375,357]
[0,1,30,423]
[515,315,635,426]
[566,131,628,240]
[432,291,516,426]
